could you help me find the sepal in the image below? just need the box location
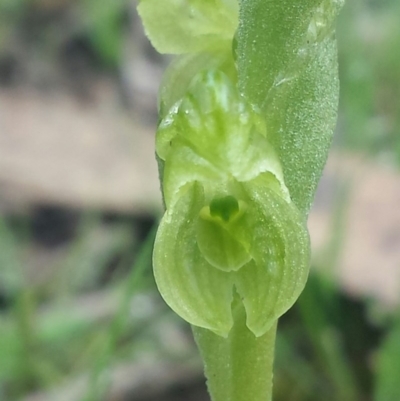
[153,182,235,337]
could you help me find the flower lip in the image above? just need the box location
[209,195,239,222]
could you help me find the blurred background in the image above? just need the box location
[0,0,399,400]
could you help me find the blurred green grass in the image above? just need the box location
[337,0,400,164]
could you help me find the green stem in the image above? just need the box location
[193,297,277,401]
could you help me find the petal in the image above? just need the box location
[158,51,236,119]
[153,182,234,336]
[161,140,223,208]
[196,213,251,272]
[158,70,290,199]
[234,175,311,336]
[137,0,238,54]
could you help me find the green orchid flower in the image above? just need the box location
[138,0,343,400]
[154,70,310,337]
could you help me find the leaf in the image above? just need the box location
[237,0,344,214]
[137,0,238,54]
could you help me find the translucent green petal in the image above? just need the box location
[157,70,289,200]
[196,202,251,272]
[174,71,263,173]
[234,174,310,337]
[153,182,234,337]
[137,0,238,54]
[158,51,236,119]
[161,139,224,208]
